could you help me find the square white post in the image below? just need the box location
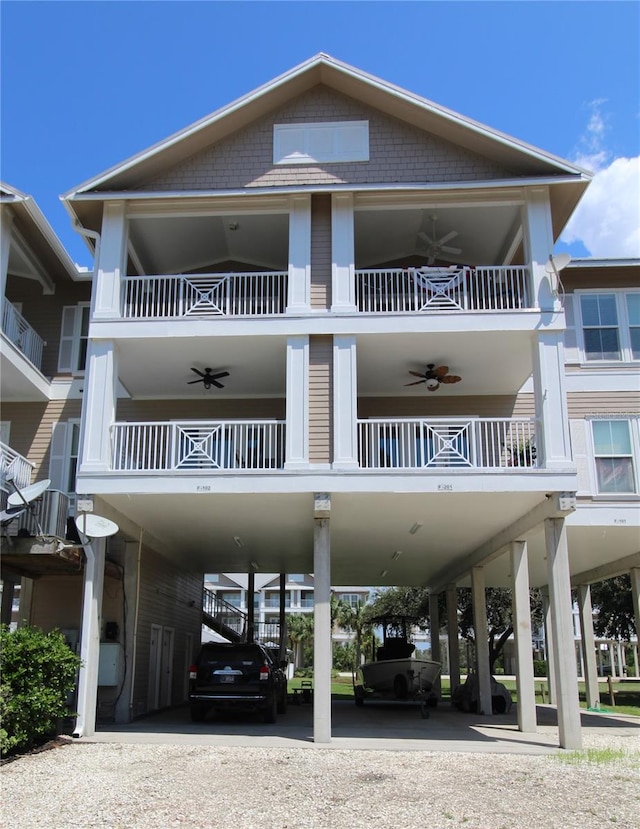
[333,335,358,469]
[428,592,442,699]
[73,537,106,738]
[532,332,573,469]
[93,201,127,320]
[510,540,536,732]
[446,584,461,698]
[522,187,557,313]
[471,566,492,716]
[331,193,356,312]
[284,336,309,470]
[545,517,582,749]
[79,340,118,473]
[541,587,557,704]
[313,493,332,743]
[631,568,640,655]
[0,207,14,303]
[287,195,311,314]
[577,584,600,710]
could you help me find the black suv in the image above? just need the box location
[188,642,288,723]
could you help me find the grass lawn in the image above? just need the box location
[289,674,640,716]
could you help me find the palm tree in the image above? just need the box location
[336,599,373,669]
[286,613,314,669]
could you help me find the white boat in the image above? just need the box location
[354,617,441,710]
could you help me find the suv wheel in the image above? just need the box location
[263,693,278,723]
[190,703,207,723]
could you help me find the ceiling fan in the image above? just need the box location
[188,367,230,389]
[418,214,462,264]
[405,364,462,392]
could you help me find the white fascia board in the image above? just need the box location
[566,258,640,269]
[65,174,591,205]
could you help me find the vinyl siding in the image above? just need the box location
[309,336,333,464]
[310,194,331,310]
[142,86,512,192]
[4,277,91,380]
[116,398,285,421]
[358,394,525,419]
[0,400,83,481]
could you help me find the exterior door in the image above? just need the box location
[147,624,162,711]
[160,627,174,708]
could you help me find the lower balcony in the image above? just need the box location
[0,442,34,492]
[1,302,45,370]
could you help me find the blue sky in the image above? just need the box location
[1,0,639,269]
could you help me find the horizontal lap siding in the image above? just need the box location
[566,392,640,417]
[359,395,523,419]
[311,194,331,310]
[142,86,511,192]
[1,400,83,480]
[116,398,285,421]
[131,543,202,717]
[309,336,333,465]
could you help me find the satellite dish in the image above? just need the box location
[74,513,119,539]
[545,253,572,274]
[0,506,26,525]
[7,479,51,507]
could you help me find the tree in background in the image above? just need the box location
[336,599,374,668]
[367,585,543,673]
[286,613,314,668]
[588,575,636,641]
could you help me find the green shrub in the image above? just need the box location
[533,659,548,677]
[0,625,81,756]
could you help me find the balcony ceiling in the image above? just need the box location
[127,204,523,278]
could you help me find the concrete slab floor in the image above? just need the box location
[81,699,640,756]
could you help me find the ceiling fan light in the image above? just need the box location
[426,377,439,390]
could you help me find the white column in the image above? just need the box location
[510,541,536,732]
[73,537,106,738]
[471,566,492,716]
[545,517,582,749]
[331,193,356,312]
[115,539,141,724]
[577,584,600,709]
[532,332,572,469]
[631,568,640,663]
[0,206,14,303]
[333,335,358,469]
[17,577,33,626]
[313,493,332,743]
[522,187,557,312]
[287,195,311,314]
[79,340,118,473]
[446,584,460,699]
[428,593,442,699]
[93,201,127,320]
[284,336,309,470]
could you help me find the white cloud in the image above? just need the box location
[561,100,640,258]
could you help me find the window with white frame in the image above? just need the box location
[49,419,81,506]
[58,304,90,373]
[590,419,637,495]
[337,593,366,609]
[578,291,640,362]
[273,121,369,165]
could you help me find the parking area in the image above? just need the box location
[86,698,640,755]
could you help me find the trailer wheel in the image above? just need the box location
[393,674,409,700]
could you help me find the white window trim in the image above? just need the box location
[273,121,369,165]
[575,289,640,366]
[58,303,91,375]
[587,415,640,499]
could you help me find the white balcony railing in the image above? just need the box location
[121,272,288,319]
[0,442,34,492]
[1,302,45,369]
[358,418,538,470]
[355,266,531,314]
[111,420,286,471]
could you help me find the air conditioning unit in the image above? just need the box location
[20,489,71,539]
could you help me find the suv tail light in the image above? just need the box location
[189,664,197,680]
[259,663,270,681]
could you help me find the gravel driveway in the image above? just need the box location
[2,732,639,829]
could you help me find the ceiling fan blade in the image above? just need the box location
[409,370,426,378]
[190,367,205,377]
[404,380,426,386]
[441,375,462,384]
[437,230,458,246]
[418,231,434,245]
[441,245,462,255]
[433,365,449,377]
[211,380,225,389]
[211,371,230,380]
[187,379,204,385]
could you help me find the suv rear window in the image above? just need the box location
[197,644,268,668]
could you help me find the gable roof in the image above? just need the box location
[64,53,590,197]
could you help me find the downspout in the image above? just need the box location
[128,529,143,718]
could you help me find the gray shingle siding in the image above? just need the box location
[141,86,512,191]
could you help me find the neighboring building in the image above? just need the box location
[1,56,638,749]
